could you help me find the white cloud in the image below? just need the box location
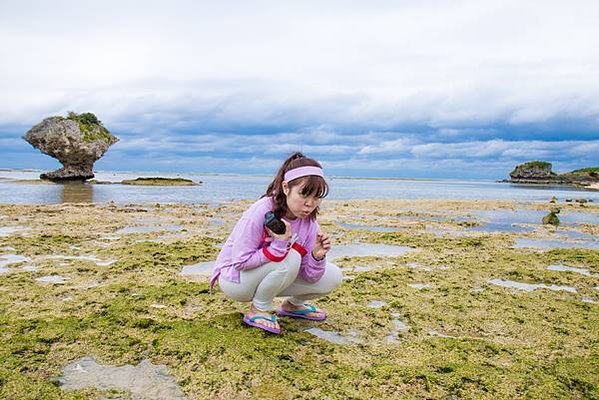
[1,0,598,128]
[2,1,598,178]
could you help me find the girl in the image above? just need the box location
[209,152,343,334]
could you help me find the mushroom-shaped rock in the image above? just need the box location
[23,112,118,181]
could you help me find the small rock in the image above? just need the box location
[542,211,560,226]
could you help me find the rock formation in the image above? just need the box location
[23,112,118,181]
[542,208,560,226]
[510,161,554,180]
[503,161,599,187]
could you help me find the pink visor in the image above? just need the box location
[284,166,325,182]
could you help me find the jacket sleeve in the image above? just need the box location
[298,221,327,283]
[231,216,290,271]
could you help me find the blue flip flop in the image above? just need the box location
[277,303,326,321]
[242,313,281,334]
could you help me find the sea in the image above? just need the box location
[0,169,598,205]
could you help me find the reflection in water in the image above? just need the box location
[60,183,94,203]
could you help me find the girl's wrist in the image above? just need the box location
[311,250,325,261]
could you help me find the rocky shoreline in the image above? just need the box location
[501,161,599,189]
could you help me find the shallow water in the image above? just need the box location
[555,230,597,241]
[0,226,28,236]
[180,261,214,279]
[0,254,29,273]
[546,264,593,276]
[408,283,431,290]
[473,209,598,227]
[327,243,413,260]
[514,238,599,250]
[470,209,599,236]
[488,278,577,293]
[304,327,362,345]
[2,170,599,204]
[36,275,70,284]
[368,300,387,308]
[386,312,410,343]
[58,357,186,400]
[0,254,29,267]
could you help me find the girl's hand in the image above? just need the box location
[267,219,292,242]
[312,232,331,260]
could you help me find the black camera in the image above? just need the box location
[264,211,286,235]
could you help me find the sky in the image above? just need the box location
[1,0,598,179]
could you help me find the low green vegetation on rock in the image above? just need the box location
[120,177,199,186]
[520,160,552,168]
[542,211,560,226]
[65,112,116,144]
[569,167,599,174]
[508,161,599,185]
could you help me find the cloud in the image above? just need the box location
[1,1,598,178]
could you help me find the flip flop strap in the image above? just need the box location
[248,314,277,323]
[288,304,318,315]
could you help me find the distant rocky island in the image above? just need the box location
[502,161,599,189]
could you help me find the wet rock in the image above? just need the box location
[505,162,599,185]
[23,112,118,181]
[549,196,557,203]
[542,210,560,226]
[575,198,588,204]
[509,161,553,180]
[121,177,199,186]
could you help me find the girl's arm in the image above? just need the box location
[298,222,326,283]
[231,217,289,271]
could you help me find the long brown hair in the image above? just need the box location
[263,152,329,219]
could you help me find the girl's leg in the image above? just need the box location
[251,250,301,311]
[218,249,302,310]
[278,262,343,316]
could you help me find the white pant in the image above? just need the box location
[218,249,343,311]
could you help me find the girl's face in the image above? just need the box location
[282,181,321,219]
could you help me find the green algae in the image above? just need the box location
[0,201,598,399]
[65,112,116,145]
[120,177,198,186]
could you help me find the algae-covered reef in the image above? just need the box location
[0,199,597,399]
[121,177,200,186]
